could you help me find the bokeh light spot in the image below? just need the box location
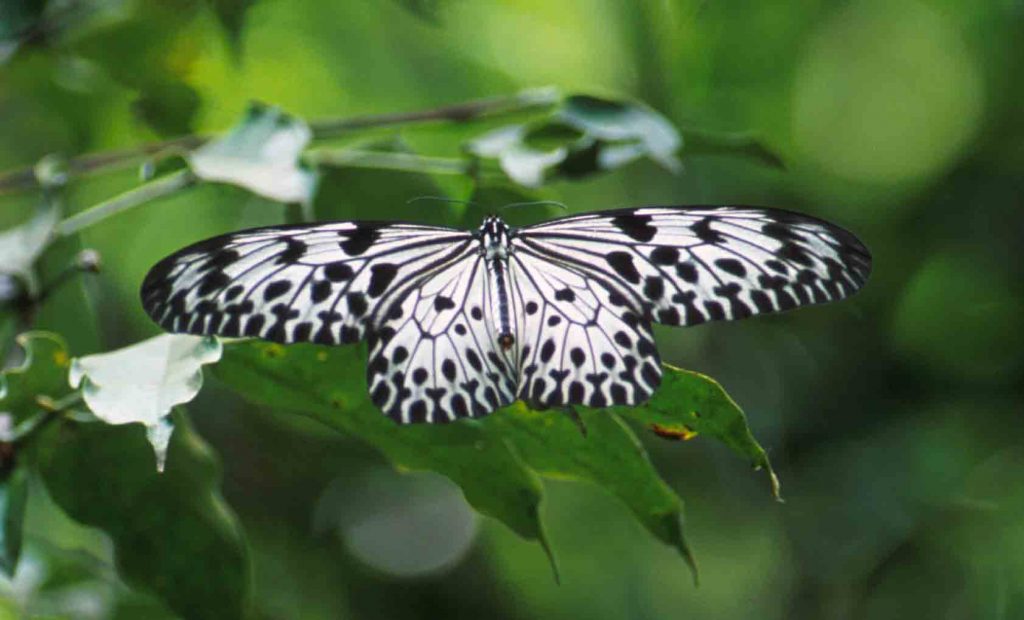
[792,0,983,184]
[320,469,478,578]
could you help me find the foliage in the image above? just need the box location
[0,76,785,613]
[1,1,1021,618]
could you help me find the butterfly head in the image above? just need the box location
[478,215,513,259]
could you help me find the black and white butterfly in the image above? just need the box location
[141,206,871,424]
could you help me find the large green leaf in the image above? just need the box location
[210,340,777,579]
[68,335,223,471]
[38,410,250,620]
[211,341,554,568]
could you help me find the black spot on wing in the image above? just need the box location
[611,213,657,242]
[339,225,381,256]
[276,238,308,264]
[606,251,641,284]
[367,263,398,297]
[434,295,456,311]
[324,261,354,282]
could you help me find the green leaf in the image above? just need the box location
[390,0,445,24]
[69,335,223,471]
[680,127,786,169]
[211,341,556,570]
[0,332,72,424]
[211,341,716,579]
[188,102,318,204]
[487,404,698,580]
[0,203,59,297]
[132,79,202,137]
[202,0,256,55]
[468,93,681,187]
[38,411,250,620]
[0,0,47,64]
[616,365,781,500]
[0,466,28,577]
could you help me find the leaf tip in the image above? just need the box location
[538,529,561,585]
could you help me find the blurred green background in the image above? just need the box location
[2,0,1023,618]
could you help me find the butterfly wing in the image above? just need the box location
[141,221,473,344]
[507,247,662,410]
[366,254,518,423]
[515,206,871,327]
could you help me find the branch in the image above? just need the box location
[0,88,560,194]
[55,169,197,238]
[305,148,502,178]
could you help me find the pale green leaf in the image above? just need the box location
[68,335,222,470]
[0,204,59,297]
[189,103,317,204]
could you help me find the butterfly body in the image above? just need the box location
[477,215,517,350]
[142,206,871,424]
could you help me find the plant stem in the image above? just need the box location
[0,88,560,194]
[55,170,197,238]
[306,148,501,178]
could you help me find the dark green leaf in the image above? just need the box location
[211,341,555,569]
[31,233,101,355]
[0,466,28,577]
[211,340,722,579]
[38,410,250,620]
[0,332,72,424]
[0,0,47,63]
[132,80,202,137]
[615,365,781,500]
[680,127,786,169]
[487,404,698,580]
[203,0,257,55]
[189,102,318,204]
[69,335,223,470]
[390,0,445,24]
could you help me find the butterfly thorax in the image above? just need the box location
[477,216,516,349]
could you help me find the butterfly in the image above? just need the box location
[141,206,871,424]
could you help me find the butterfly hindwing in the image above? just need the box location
[517,206,871,327]
[509,247,662,410]
[367,253,517,423]
[141,222,472,344]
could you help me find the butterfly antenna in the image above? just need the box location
[499,200,569,212]
[407,195,479,207]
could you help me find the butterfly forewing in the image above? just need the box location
[517,206,871,327]
[141,221,472,346]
